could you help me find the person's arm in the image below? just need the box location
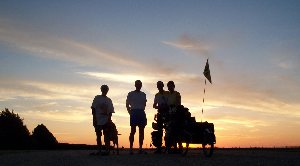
[91,106,97,127]
[109,98,115,113]
[91,97,96,115]
[108,112,112,122]
[153,100,158,109]
[177,92,181,105]
[91,106,95,115]
[153,96,158,109]
[144,93,147,108]
[110,99,114,120]
[126,94,131,114]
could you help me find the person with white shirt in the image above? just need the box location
[91,85,114,155]
[126,80,147,154]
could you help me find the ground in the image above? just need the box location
[0,148,299,166]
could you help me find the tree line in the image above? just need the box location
[0,108,58,149]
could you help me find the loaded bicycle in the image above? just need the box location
[151,105,216,157]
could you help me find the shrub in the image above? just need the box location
[0,108,31,149]
[32,124,58,149]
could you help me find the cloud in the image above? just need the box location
[210,77,300,118]
[162,34,211,56]
[78,72,158,84]
[0,18,197,79]
[0,18,141,69]
[2,18,300,147]
[78,71,201,85]
[269,40,300,70]
[175,63,300,120]
[21,109,90,123]
[1,18,210,83]
[0,79,93,102]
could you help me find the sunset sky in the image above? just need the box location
[1,0,300,148]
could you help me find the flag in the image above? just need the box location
[203,58,212,84]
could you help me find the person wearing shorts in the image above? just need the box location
[126,80,147,154]
[91,85,114,155]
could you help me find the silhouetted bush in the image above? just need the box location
[0,108,31,149]
[32,124,58,149]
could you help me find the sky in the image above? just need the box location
[0,0,300,148]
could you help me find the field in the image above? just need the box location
[1,148,299,166]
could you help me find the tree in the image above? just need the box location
[0,108,31,149]
[32,124,58,149]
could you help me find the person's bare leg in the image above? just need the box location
[96,131,102,154]
[129,126,136,154]
[139,126,144,150]
[138,126,147,154]
[104,130,110,155]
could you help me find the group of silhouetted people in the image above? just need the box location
[91,80,181,155]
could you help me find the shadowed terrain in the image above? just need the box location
[1,148,299,166]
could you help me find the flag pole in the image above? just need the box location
[202,58,212,122]
[201,79,206,122]
[201,78,206,122]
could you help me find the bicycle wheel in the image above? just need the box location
[202,131,214,157]
[181,130,192,156]
[202,142,214,157]
[181,142,189,156]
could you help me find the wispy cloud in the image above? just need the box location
[0,18,197,78]
[0,18,141,69]
[0,79,92,102]
[1,18,212,80]
[78,71,201,85]
[78,72,158,84]
[21,109,90,123]
[2,17,300,147]
[162,34,211,56]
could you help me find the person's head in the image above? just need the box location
[167,81,175,92]
[100,85,109,96]
[135,80,142,91]
[157,81,164,92]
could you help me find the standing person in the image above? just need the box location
[153,81,169,153]
[91,85,114,156]
[166,80,182,152]
[166,81,181,109]
[126,80,147,154]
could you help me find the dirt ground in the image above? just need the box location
[0,148,299,166]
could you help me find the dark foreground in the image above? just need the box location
[1,148,300,166]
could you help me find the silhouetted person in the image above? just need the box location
[166,81,183,152]
[166,81,181,109]
[153,81,169,153]
[91,85,114,155]
[126,80,147,154]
